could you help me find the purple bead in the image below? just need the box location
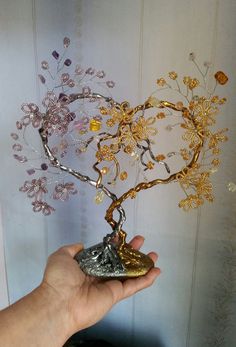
[64,59,72,66]
[16,121,23,130]
[59,93,67,101]
[27,169,35,175]
[41,163,48,171]
[38,74,46,84]
[52,50,59,59]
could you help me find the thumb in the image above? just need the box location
[58,243,84,257]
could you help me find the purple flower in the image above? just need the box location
[21,103,43,128]
[74,116,89,132]
[19,177,48,199]
[42,92,72,136]
[53,182,77,201]
[32,201,55,216]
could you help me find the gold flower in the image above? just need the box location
[211,158,220,167]
[181,120,203,149]
[195,172,212,197]
[131,116,157,142]
[96,145,115,162]
[208,128,228,149]
[180,148,191,161]
[183,76,199,90]
[119,125,137,152]
[204,193,214,202]
[179,195,204,211]
[188,78,200,90]
[102,102,135,127]
[193,99,218,127]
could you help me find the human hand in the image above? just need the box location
[41,236,161,335]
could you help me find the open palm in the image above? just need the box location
[42,236,161,333]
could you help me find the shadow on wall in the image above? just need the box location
[64,328,165,347]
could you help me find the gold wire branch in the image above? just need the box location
[104,101,202,229]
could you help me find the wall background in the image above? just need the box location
[0,1,236,347]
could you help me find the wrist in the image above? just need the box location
[35,282,75,345]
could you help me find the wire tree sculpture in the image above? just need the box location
[11,38,228,277]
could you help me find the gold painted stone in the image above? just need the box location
[117,243,154,277]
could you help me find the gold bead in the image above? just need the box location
[210,168,218,174]
[101,167,109,175]
[148,96,161,107]
[212,148,220,155]
[155,154,165,161]
[120,171,128,181]
[100,106,108,115]
[183,76,191,85]
[228,182,236,192]
[211,96,219,103]
[94,191,104,204]
[175,101,183,110]
[219,97,227,104]
[156,78,166,86]
[156,112,166,119]
[168,71,178,80]
[124,145,133,154]
[147,161,155,170]
[89,119,101,132]
[214,71,228,85]
[130,190,137,199]
[106,119,115,127]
